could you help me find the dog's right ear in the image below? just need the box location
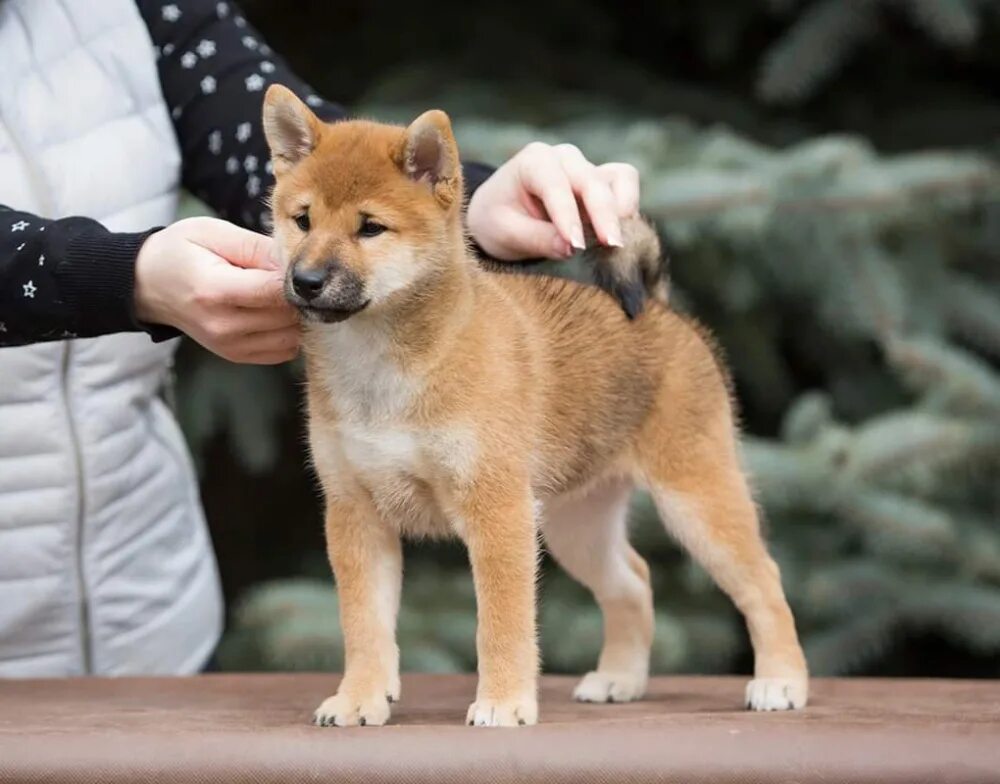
[262,85,321,175]
[397,110,461,208]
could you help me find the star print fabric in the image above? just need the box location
[139,0,351,233]
[0,207,158,345]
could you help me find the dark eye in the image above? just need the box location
[358,218,387,238]
[294,211,310,232]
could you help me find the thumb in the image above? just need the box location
[188,218,278,271]
[210,263,288,309]
[481,207,573,261]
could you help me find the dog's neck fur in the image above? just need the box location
[304,231,477,424]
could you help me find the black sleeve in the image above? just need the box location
[138,0,495,233]
[0,206,163,348]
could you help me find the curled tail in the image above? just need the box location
[586,215,669,319]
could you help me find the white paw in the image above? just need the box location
[573,670,647,703]
[745,677,808,711]
[314,690,393,727]
[466,695,538,727]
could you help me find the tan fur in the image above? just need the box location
[262,85,808,727]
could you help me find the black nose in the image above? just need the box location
[291,266,328,300]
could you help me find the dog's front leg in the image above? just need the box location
[453,472,539,727]
[314,495,402,727]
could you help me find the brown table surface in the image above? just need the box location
[0,674,998,783]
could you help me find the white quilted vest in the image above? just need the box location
[0,0,223,676]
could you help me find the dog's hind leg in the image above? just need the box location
[543,479,654,703]
[637,407,809,711]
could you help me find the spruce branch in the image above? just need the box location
[886,336,1000,416]
[898,0,980,46]
[945,274,1000,359]
[758,0,880,104]
[838,490,959,560]
[845,412,975,479]
[908,585,1000,653]
[758,0,997,104]
[804,607,901,674]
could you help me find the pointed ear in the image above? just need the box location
[397,110,461,206]
[262,84,322,175]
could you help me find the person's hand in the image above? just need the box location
[134,217,299,364]
[466,142,640,261]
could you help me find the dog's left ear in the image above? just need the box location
[397,110,461,207]
[262,84,322,176]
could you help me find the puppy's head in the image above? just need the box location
[262,84,464,323]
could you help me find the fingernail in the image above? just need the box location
[606,230,624,248]
[570,226,586,250]
[553,237,573,258]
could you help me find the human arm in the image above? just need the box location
[0,206,296,363]
[0,206,159,346]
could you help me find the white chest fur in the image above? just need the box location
[338,421,478,537]
[309,320,419,422]
[308,322,478,537]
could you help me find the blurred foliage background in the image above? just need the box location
[177,0,1000,678]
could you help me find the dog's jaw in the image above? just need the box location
[297,300,371,324]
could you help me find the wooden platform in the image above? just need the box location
[1,674,998,783]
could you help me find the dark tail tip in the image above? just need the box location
[585,215,669,318]
[592,264,646,320]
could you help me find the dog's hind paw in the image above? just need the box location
[573,670,647,703]
[744,677,808,711]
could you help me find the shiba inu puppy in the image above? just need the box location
[262,84,808,727]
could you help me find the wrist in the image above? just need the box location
[55,224,161,336]
[133,228,171,326]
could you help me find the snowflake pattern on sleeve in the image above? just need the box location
[0,214,57,344]
[137,0,494,234]
[0,208,159,346]
[137,0,348,233]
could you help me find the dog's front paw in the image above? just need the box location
[466,694,538,727]
[745,677,808,711]
[573,670,647,703]
[314,689,392,727]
